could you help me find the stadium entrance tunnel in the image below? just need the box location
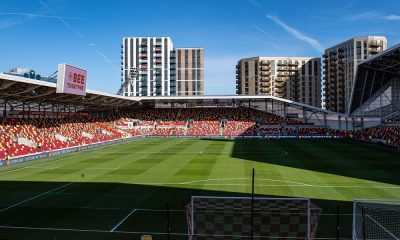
[0,180,355,240]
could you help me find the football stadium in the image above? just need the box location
[0,43,399,240]
[1,1,400,239]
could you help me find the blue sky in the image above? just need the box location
[1,0,399,95]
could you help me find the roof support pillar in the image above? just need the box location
[2,99,7,122]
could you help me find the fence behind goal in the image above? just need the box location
[353,199,400,240]
[186,196,322,239]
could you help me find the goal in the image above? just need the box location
[186,196,322,239]
[353,199,400,240]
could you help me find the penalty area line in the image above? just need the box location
[110,209,136,232]
[0,225,188,235]
[0,182,73,214]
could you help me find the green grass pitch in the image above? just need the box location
[0,138,399,239]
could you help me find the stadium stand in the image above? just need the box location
[0,108,350,158]
[2,107,400,160]
[354,125,400,146]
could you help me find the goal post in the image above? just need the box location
[353,199,400,240]
[186,196,322,239]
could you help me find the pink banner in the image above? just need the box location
[57,64,87,96]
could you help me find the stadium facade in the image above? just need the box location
[323,36,387,113]
[236,57,321,107]
[349,43,400,118]
[119,37,204,97]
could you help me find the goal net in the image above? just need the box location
[186,196,322,239]
[353,199,400,240]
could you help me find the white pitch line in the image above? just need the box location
[93,151,288,155]
[113,167,121,171]
[0,182,73,214]
[134,208,185,212]
[0,225,112,234]
[131,177,312,187]
[26,166,60,170]
[110,209,136,232]
[0,225,189,236]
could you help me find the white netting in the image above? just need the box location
[353,199,400,240]
[186,196,321,240]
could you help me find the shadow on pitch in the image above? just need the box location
[228,138,400,186]
[0,180,354,240]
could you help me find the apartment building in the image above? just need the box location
[120,37,203,96]
[323,36,387,113]
[171,48,204,96]
[236,57,321,107]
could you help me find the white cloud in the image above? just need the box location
[383,14,400,21]
[38,0,118,72]
[345,12,400,21]
[247,0,261,7]
[266,15,324,53]
[0,12,89,21]
[345,11,381,20]
[251,24,296,54]
[0,18,21,29]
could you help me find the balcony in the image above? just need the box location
[275,77,285,82]
[260,87,271,93]
[277,72,289,77]
[260,60,271,65]
[261,82,271,87]
[370,48,380,54]
[154,47,162,52]
[154,59,163,64]
[260,71,271,76]
[275,82,286,88]
[260,77,271,82]
[277,61,288,66]
[278,66,289,71]
[275,86,285,93]
[288,61,298,66]
[154,64,162,69]
[369,41,381,47]
[260,66,271,71]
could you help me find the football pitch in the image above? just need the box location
[0,138,399,239]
